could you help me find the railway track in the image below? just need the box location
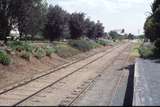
[0,42,129,106]
[60,44,131,106]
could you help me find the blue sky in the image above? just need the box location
[48,0,153,35]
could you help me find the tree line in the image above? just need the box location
[0,0,106,43]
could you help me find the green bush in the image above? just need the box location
[89,40,101,48]
[96,40,106,46]
[69,40,94,52]
[138,44,155,58]
[21,51,31,61]
[33,47,46,59]
[0,50,11,65]
[8,41,34,53]
[96,40,112,46]
[55,44,80,58]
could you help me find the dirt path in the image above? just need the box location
[0,42,131,106]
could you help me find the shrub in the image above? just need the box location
[69,39,93,52]
[96,40,106,46]
[89,40,101,48]
[45,47,56,57]
[21,51,31,61]
[0,50,11,65]
[33,47,46,59]
[96,40,112,46]
[138,44,155,58]
[55,44,80,58]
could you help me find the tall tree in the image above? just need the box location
[69,13,86,39]
[16,0,47,39]
[84,19,105,39]
[0,0,16,43]
[84,18,96,39]
[0,0,47,42]
[94,20,105,39]
[152,0,160,13]
[44,5,69,41]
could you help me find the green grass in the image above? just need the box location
[0,50,11,65]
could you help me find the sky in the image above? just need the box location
[48,0,153,35]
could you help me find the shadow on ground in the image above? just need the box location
[123,64,135,106]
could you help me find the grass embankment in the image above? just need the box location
[0,39,114,65]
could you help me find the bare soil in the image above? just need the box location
[0,46,111,89]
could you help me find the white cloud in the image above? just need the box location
[48,0,154,35]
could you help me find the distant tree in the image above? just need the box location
[128,33,134,40]
[69,13,86,39]
[109,31,119,40]
[84,19,105,40]
[94,20,105,39]
[44,5,70,41]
